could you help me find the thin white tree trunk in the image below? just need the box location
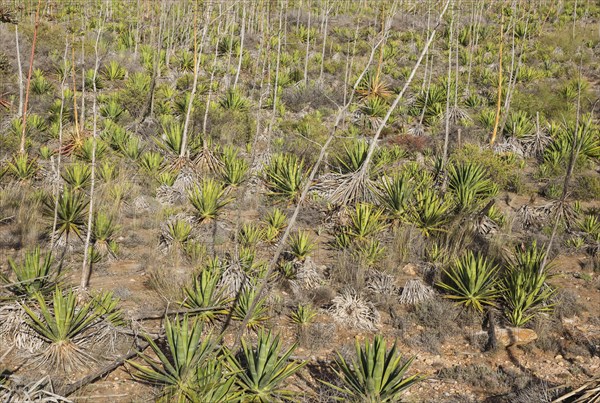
[80,13,104,291]
[233,3,246,89]
[15,25,23,118]
[303,4,311,85]
[50,39,70,250]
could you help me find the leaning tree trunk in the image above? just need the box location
[19,0,42,154]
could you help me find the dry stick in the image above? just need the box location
[303,2,311,86]
[490,11,504,145]
[141,0,165,122]
[202,20,222,136]
[80,13,104,292]
[442,3,454,182]
[232,2,245,89]
[267,1,284,138]
[18,0,41,154]
[357,0,452,185]
[231,32,388,349]
[539,63,585,275]
[15,25,23,118]
[50,39,70,250]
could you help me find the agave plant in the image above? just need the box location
[31,68,53,95]
[92,212,119,257]
[6,153,38,181]
[44,187,89,243]
[355,70,392,101]
[376,173,414,221]
[288,303,317,326]
[188,179,232,222]
[448,162,498,212]
[239,223,264,248]
[262,208,287,243]
[139,150,165,173]
[263,153,305,201]
[180,267,230,323]
[408,189,452,237]
[325,335,423,402]
[75,137,108,163]
[219,88,249,111]
[219,145,249,187]
[101,60,126,81]
[336,139,371,174]
[503,110,535,139]
[128,315,228,402]
[231,286,270,330]
[158,120,185,156]
[226,329,306,402]
[61,162,92,190]
[346,202,388,241]
[438,251,500,312]
[0,247,57,298]
[20,288,105,371]
[120,135,144,160]
[288,229,315,261]
[99,99,125,121]
[502,242,555,327]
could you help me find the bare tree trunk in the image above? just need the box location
[230,27,390,347]
[442,4,454,177]
[50,39,70,250]
[318,1,331,83]
[80,24,85,128]
[267,0,285,137]
[303,3,311,86]
[80,12,104,292]
[490,12,504,145]
[202,21,222,136]
[357,0,452,183]
[15,25,23,118]
[233,3,246,89]
[180,3,211,160]
[19,0,42,154]
[141,0,165,122]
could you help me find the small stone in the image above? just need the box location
[555,354,563,360]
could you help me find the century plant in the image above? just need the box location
[76,137,108,162]
[219,145,249,187]
[226,330,306,402]
[288,229,315,261]
[20,288,107,371]
[61,162,92,190]
[263,208,287,243]
[6,153,38,181]
[219,88,250,111]
[438,251,500,312]
[336,139,370,174]
[188,179,232,222]
[139,151,165,173]
[346,202,388,241]
[180,266,230,323]
[44,187,89,243]
[239,223,264,248]
[447,162,498,212]
[0,247,57,298]
[92,212,119,257]
[128,315,228,402]
[408,188,452,237]
[502,242,555,327]
[376,173,414,221]
[263,153,305,201]
[101,60,126,81]
[325,335,423,402]
[231,286,270,330]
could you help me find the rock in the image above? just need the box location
[402,263,417,276]
[496,327,538,347]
